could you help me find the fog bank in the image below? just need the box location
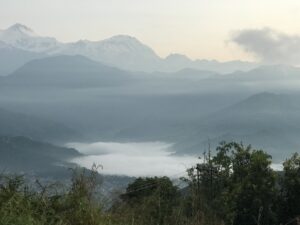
[67,141,199,177]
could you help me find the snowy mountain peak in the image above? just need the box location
[0,23,258,73]
[0,23,60,53]
[106,35,140,43]
[93,35,161,61]
[5,23,37,37]
[102,35,156,51]
[165,53,191,63]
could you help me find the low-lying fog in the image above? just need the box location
[67,141,284,177]
[67,141,199,177]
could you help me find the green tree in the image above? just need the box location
[187,142,278,225]
[279,153,300,223]
[119,176,179,225]
[229,143,277,225]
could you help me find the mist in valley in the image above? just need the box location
[0,22,300,179]
[2,1,300,224]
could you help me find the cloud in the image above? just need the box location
[231,28,300,65]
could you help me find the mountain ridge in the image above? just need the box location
[0,135,81,175]
[175,92,300,159]
[0,23,258,73]
[1,54,133,87]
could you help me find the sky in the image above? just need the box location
[1,0,300,61]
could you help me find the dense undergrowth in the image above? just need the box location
[0,142,300,225]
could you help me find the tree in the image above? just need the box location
[229,144,277,225]
[119,176,179,225]
[187,142,278,225]
[279,153,300,223]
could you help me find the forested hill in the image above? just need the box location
[0,107,80,143]
[0,136,81,176]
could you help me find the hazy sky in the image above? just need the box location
[1,0,300,61]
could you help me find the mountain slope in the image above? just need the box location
[230,92,297,111]
[175,93,300,160]
[0,107,79,142]
[222,65,300,81]
[162,54,258,73]
[59,35,162,72]
[0,136,81,175]
[0,23,60,53]
[0,40,45,76]
[1,55,132,87]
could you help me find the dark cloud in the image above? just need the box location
[232,28,300,65]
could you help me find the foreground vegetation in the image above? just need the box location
[0,142,300,225]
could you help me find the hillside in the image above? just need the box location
[0,136,81,176]
[175,93,300,159]
[0,107,79,143]
[222,64,300,81]
[1,55,132,88]
[0,41,45,76]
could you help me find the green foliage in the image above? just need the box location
[186,142,278,225]
[0,167,105,225]
[117,176,180,225]
[279,153,300,222]
[0,142,299,225]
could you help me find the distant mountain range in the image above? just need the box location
[219,64,300,81]
[1,55,132,87]
[0,23,258,75]
[3,53,300,88]
[2,54,300,156]
[174,92,300,160]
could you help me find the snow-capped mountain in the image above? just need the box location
[58,35,162,71]
[0,23,258,73]
[0,23,61,53]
